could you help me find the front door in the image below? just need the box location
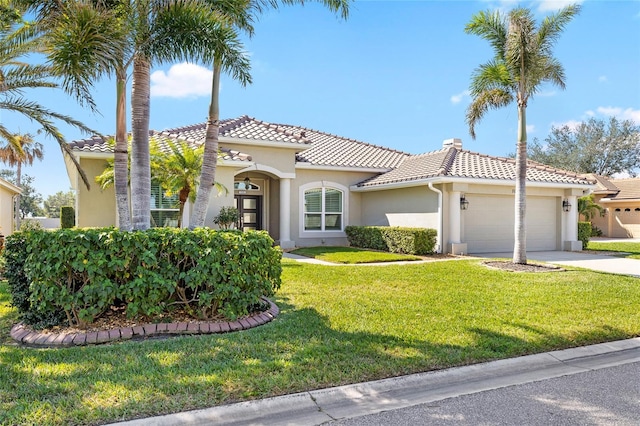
[234,195,262,231]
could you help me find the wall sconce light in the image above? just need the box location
[562,199,571,212]
[460,194,469,210]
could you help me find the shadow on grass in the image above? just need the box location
[0,295,633,425]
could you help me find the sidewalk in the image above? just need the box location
[113,338,640,426]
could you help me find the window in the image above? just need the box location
[150,182,180,227]
[303,186,344,232]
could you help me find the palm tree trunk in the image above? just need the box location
[114,66,132,230]
[513,104,527,264]
[15,162,21,230]
[130,56,151,230]
[190,60,221,229]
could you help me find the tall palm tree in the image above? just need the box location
[0,133,43,229]
[190,0,352,228]
[22,0,253,230]
[0,5,97,191]
[465,5,580,264]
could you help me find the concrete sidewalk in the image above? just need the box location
[478,251,640,277]
[113,338,640,426]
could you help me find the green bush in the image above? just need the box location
[345,226,437,255]
[213,206,239,230]
[5,228,282,328]
[4,232,66,328]
[60,206,75,228]
[578,221,591,250]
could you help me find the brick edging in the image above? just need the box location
[10,297,280,348]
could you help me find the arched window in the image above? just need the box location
[300,182,347,233]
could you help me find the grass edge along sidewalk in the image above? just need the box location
[2,257,640,425]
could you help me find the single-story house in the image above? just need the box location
[66,115,594,254]
[0,177,21,236]
[587,174,640,238]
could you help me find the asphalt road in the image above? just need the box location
[327,361,640,426]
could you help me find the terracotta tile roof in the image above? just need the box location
[274,124,410,169]
[69,134,252,162]
[69,116,409,169]
[358,147,594,187]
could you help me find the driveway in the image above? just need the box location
[477,251,640,278]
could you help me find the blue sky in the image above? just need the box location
[8,0,640,198]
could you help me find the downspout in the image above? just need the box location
[427,182,443,254]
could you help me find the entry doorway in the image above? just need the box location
[234,195,262,231]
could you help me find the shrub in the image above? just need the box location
[19,219,43,231]
[346,226,437,255]
[213,206,239,229]
[4,228,282,328]
[60,206,75,228]
[4,232,66,328]
[578,221,591,250]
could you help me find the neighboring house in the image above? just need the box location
[0,177,21,236]
[587,174,640,238]
[66,115,594,254]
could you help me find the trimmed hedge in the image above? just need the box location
[60,206,75,228]
[5,228,281,328]
[345,226,437,255]
[578,221,591,250]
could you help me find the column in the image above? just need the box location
[449,191,461,244]
[279,178,294,249]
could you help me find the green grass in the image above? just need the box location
[290,246,422,263]
[2,260,640,425]
[587,241,640,259]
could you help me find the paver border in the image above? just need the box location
[10,297,279,348]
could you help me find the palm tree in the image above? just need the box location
[578,194,604,221]
[465,5,580,264]
[0,133,43,229]
[189,0,352,228]
[151,140,206,228]
[22,0,253,231]
[0,5,97,191]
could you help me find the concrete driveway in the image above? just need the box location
[477,251,640,278]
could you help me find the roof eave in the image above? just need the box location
[351,176,596,192]
[220,136,309,152]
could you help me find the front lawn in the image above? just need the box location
[587,241,640,259]
[2,259,640,425]
[290,246,422,263]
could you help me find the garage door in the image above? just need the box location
[464,195,557,253]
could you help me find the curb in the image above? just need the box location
[10,298,279,348]
[112,337,640,426]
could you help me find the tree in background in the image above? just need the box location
[527,117,640,177]
[0,170,45,219]
[0,134,43,229]
[44,190,76,218]
[465,5,580,264]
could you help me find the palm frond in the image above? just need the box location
[465,9,507,60]
[466,89,513,139]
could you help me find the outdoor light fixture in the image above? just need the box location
[460,194,469,210]
[562,199,571,212]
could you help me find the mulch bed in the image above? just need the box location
[484,261,564,273]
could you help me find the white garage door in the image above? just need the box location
[465,195,558,253]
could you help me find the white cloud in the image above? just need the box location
[450,90,470,105]
[150,63,213,98]
[595,106,640,124]
[526,124,535,133]
[538,0,583,12]
[598,75,608,83]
